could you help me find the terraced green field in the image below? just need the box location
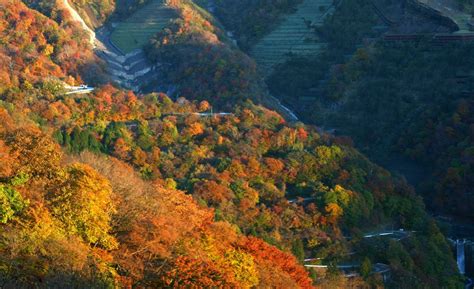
[250,0,334,76]
[110,0,177,53]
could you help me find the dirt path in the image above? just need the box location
[62,0,96,46]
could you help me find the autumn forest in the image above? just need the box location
[0,0,472,288]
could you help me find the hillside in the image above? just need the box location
[205,0,474,283]
[250,0,333,76]
[69,0,114,27]
[264,0,474,221]
[144,0,266,108]
[110,0,177,53]
[310,42,474,218]
[0,0,468,288]
[0,2,316,288]
[209,0,303,50]
[457,0,474,14]
[0,112,315,288]
[416,0,473,32]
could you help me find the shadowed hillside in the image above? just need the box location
[250,0,334,76]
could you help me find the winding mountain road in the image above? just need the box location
[303,229,412,280]
[415,0,473,32]
[62,0,156,91]
[64,0,300,121]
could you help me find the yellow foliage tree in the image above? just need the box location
[224,249,259,288]
[47,163,117,249]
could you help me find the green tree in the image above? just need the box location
[136,122,154,151]
[0,184,27,224]
[360,257,372,280]
[291,239,305,262]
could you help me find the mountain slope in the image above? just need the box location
[110,0,177,53]
[0,1,466,288]
[0,3,318,288]
[250,0,333,76]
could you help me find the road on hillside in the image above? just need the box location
[62,0,96,46]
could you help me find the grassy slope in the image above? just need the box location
[250,0,333,76]
[110,0,177,53]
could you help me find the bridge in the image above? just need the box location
[304,262,391,280]
[303,229,412,281]
[64,84,95,95]
[363,229,411,241]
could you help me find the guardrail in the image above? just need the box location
[383,33,474,42]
